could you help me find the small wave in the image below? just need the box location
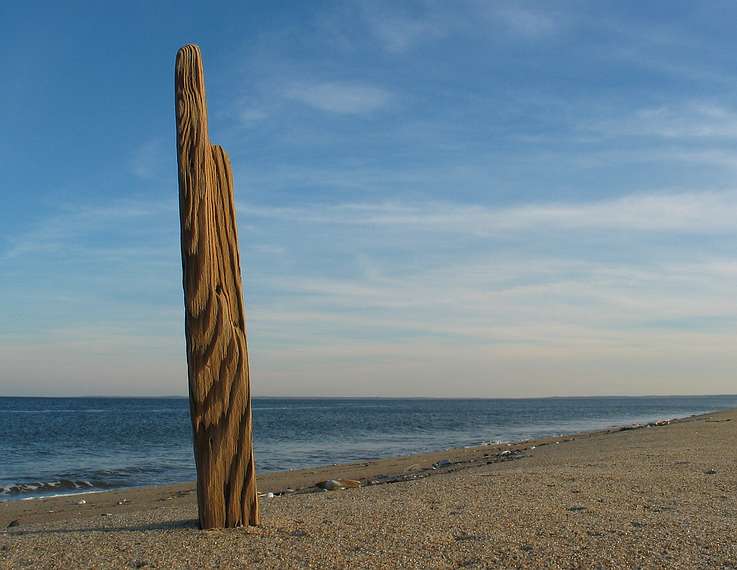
[1,409,108,414]
[0,479,113,496]
[253,406,339,410]
[17,489,108,502]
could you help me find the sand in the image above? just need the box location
[1,409,736,569]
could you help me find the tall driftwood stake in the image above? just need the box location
[174,44,259,529]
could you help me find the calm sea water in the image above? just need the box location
[2,395,736,500]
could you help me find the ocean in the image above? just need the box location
[2,395,736,500]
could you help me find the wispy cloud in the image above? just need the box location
[239,108,269,124]
[584,102,737,140]
[244,250,737,396]
[357,2,450,53]
[0,325,185,396]
[2,200,176,260]
[356,1,561,53]
[283,81,391,114]
[491,5,560,38]
[240,189,737,235]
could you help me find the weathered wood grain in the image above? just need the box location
[174,44,259,529]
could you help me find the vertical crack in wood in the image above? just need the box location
[175,44,260,529]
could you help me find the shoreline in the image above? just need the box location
[0,407,727,524]
[3,396,735,505]
[2,407,735,568]
[1,406,721,506]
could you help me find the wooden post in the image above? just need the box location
[174,44,259,529]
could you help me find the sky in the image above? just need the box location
[2,1,737,397]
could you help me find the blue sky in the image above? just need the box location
[2,1,737,396]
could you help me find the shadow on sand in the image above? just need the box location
[5,518,200,535]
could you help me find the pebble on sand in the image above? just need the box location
[317,479,361,491]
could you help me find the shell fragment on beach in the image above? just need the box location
[317,479,361,491]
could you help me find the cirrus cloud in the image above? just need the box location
[283,81,391,114]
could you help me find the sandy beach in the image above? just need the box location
[1,408,735,569]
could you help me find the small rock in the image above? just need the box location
[317,479,361,491]
[704,469,718,475]
[291,529,307,537]
[266,492,275,499]
[6,520,19,528]
[454,531,485,542]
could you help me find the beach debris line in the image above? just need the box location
[618,418,674,432]
[175,44,259,530]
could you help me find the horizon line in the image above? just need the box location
[1,393,736,400]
